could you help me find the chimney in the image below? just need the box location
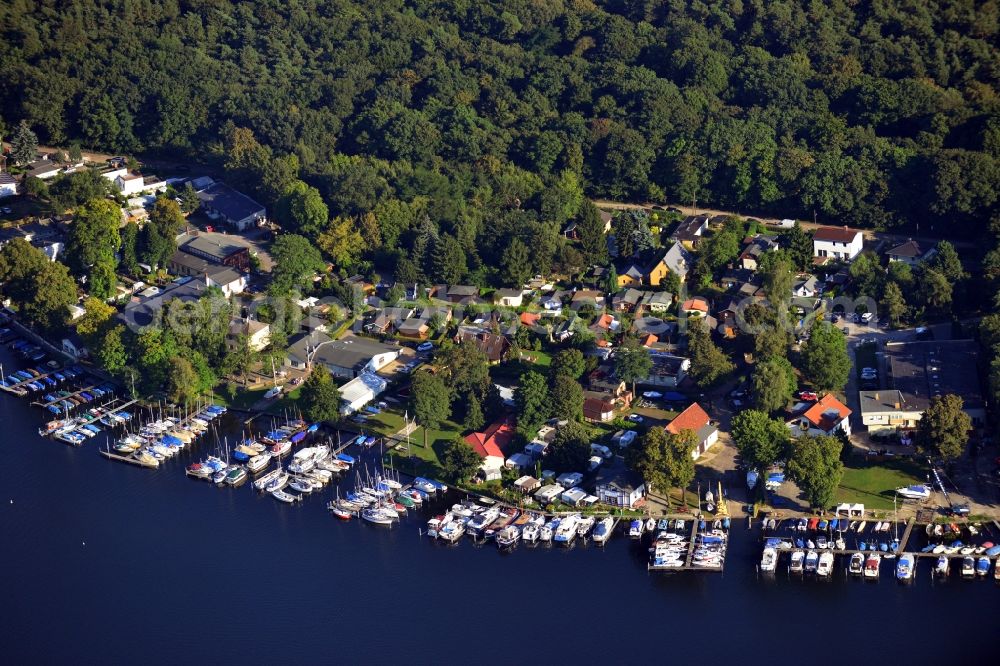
[894,402,901,409]
[874,392,879,400]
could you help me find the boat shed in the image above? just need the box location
[560,487,588,506]
[534,484,564,505]
[514,476,541,494]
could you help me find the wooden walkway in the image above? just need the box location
[683,519,699,568]
[32,383,103,408]
[99,449,157,468]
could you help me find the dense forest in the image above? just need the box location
[1,0,998,262]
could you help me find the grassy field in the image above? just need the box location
[368,407,464,479]
[835,456,926,510]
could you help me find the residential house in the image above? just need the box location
[886,240,933,266]
[455,327,510,363]
[595,471,646,508]
[365,307,415,335]
[227,318,271,352]
[640,291,673,314]
[736,277,765,300]
[397,317,430,340]
[534,484,565,505]
[464,419,516,476]
[720,268,754,291]
[284,332,400,377]
[26,160,62,180]
[444,285,479,303]
[494,288,523,307]
[0,173,18,198]
[587,367,633,406]
[589,313,619,337]
[61,334,88,360]
[197,182,266,231]
[206,266,246,297]
[645,352,690,388]
[813,226,863,262]
[671,215,709,248]
[739,235,779,271]
[583,396,616,423]
[660,243,693,282]
[615,245,691,288]
[680,297,710,317]
[570,289,605,311]
[114,173,147,196]
[119,278,208,329]
[513,475,541,494]
[792,275,819,298]
[788,393,852,438]
[339,372,389,415]
[632,316,674,340]
[539,290,568,312]
[666,403,719,460]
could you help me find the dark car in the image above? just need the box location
[950,503,970,517]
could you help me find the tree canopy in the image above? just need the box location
[916,394,971,460]
[787,435,844,509]
[731,410,789,473]
[801,322,851,393]
[300,365,341,423]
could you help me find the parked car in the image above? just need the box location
[798,391,818,402]
[626,414,644,423]
[417,342,434,352]
[642,391,662,399]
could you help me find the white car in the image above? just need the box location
[627,414,644,423]
[416,342,434,352]
[642,391,662,399]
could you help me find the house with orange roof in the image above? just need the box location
[666,402,719,459]
[680,296,709,317]
[464,419,516,477]
[788,394,852,438]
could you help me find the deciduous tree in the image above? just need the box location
[300,364,341,423]
[731,410,789,472]
[787,435,844,509]
[916,394,971,460]
[801,322,851,392]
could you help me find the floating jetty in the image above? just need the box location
[99,448,158,468]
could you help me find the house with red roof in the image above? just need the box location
[813,226,863,262]
[666,402,719,460]
[788,393,852,438]
[464,419,516,477]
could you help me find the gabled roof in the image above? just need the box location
[672,216,709,241]
[464,419,514,458]
[813,226,861,243]
[681,297,709,312]
[662,243,692,277]
[666,403,711,435]
[886,239,925,258]
[197,182,265,222]
[802,394,852,432]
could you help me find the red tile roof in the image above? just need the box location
[520,312,540,326]
[813,226,860,243]
[681,297,709,312]
[640,334,658,347]
[666,402,710,435]
[464,419,515,459]
[802,394,851,432]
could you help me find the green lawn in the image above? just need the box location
[368,407,464,480]
[835,457,926,510]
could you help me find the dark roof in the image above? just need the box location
[0,173,17,185]
[813,226,860,243]
[456,328,510,362]
[197,182,264,222]
[671,216,708,241]
[287,332,399,369]
[120,280,208,328]
[883,340,983,411]
[179,233,247,262]
[887,240,925,258]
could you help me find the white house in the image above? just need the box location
[102,167,128,183]
[206,266,246,297]
[227,318,271,352]
[0,173,18,198]
[792,275,819,298]
[596,473,645,508]
[61,335,88,360]
[813,226,863,262]
[494,288,524,307]
[787,394,852,438]
[666,403,719,460]
[114,173,146,196]
[339,372,388,415]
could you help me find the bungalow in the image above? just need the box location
[339,372,389,415]
[534,484,565,505]
[640,291,673,314]
[788,393,852,438]
[494,288,524,307]
[365,307,415,335]
[205,266,246,297]
[813,226,863,262]
[464,418,516,476]
[886,239,933,266]
[227,318,271,352]
[397,317,430,339]
[445,285,479,303]
[589,313,619,336]
[666,403,719,460]
[680,297,710,317]
[720,267,754,291]
[739,235,779,271]
[570,289,605,311]
[792,275,819,298]
[596,471,646,508]
[0,173,18,198]
[285,332,400,378]
[614,259,646,287]
[612,288,645,312]
[26,160,62,180]
[583,396,615,423]
[660,243,693,282]
[197,182,266,231]
[645,352,690,388]
[671,215,709,248]
[114,172,146,196]
[513,475,541,494]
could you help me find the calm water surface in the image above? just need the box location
[1,350,998,664]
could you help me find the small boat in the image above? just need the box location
[848,552,864,575]
[896,553,915,581]
[628,519,644,538]
[246,452,272,474]
[857,520,867,533]
[935,555,950,576]
[961,556,976,578]
[994,559,1000,581]
[834,537,846,550]
[976,557,990,577]
[817,551,834,577]
[790,550,805,573]
[760,547,778,573]
[864,553,881,579]
[330,506,352,520]
[361,507,395,525]
[270,489,299,503]
[522,523,540,543]
[896,484,932,501]
[224,466,247,486]
[805,550,819,573]
[592,516,614,545]
[849,521,858,531]
[289,478,314,494]
[645,518,656,533]
[576,516,596,538]
[657,518,670,531]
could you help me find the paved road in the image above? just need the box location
[591,199,974,249]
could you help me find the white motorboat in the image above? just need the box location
[576,515,595,538]
[848,552,864,575]
[760,547,778,573]
[644,518,656,533]
[496,525,520,548]
[961,556,975,578]
[895,484,932,501]
[246,452,272,474]
[864,553,881,579]
[790,550,805,574]
[270,489,299,503]
[521,523,540,543]
[817,551,834,577]
[935,555,950,576]
[896,553,915,581]
[554,515,580,545]
[592,516,614,544]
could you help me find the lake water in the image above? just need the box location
[1,347,997,664]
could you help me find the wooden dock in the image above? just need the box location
[32,383,103,409]
[76,399,138,426]
[99,449,157,468]
[683,519,699,567]
[1,368,62,391]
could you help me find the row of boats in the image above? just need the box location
[420,501,617,548]
[110,405,228,465]
[764,516,895,534]
[327,472,443,525]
